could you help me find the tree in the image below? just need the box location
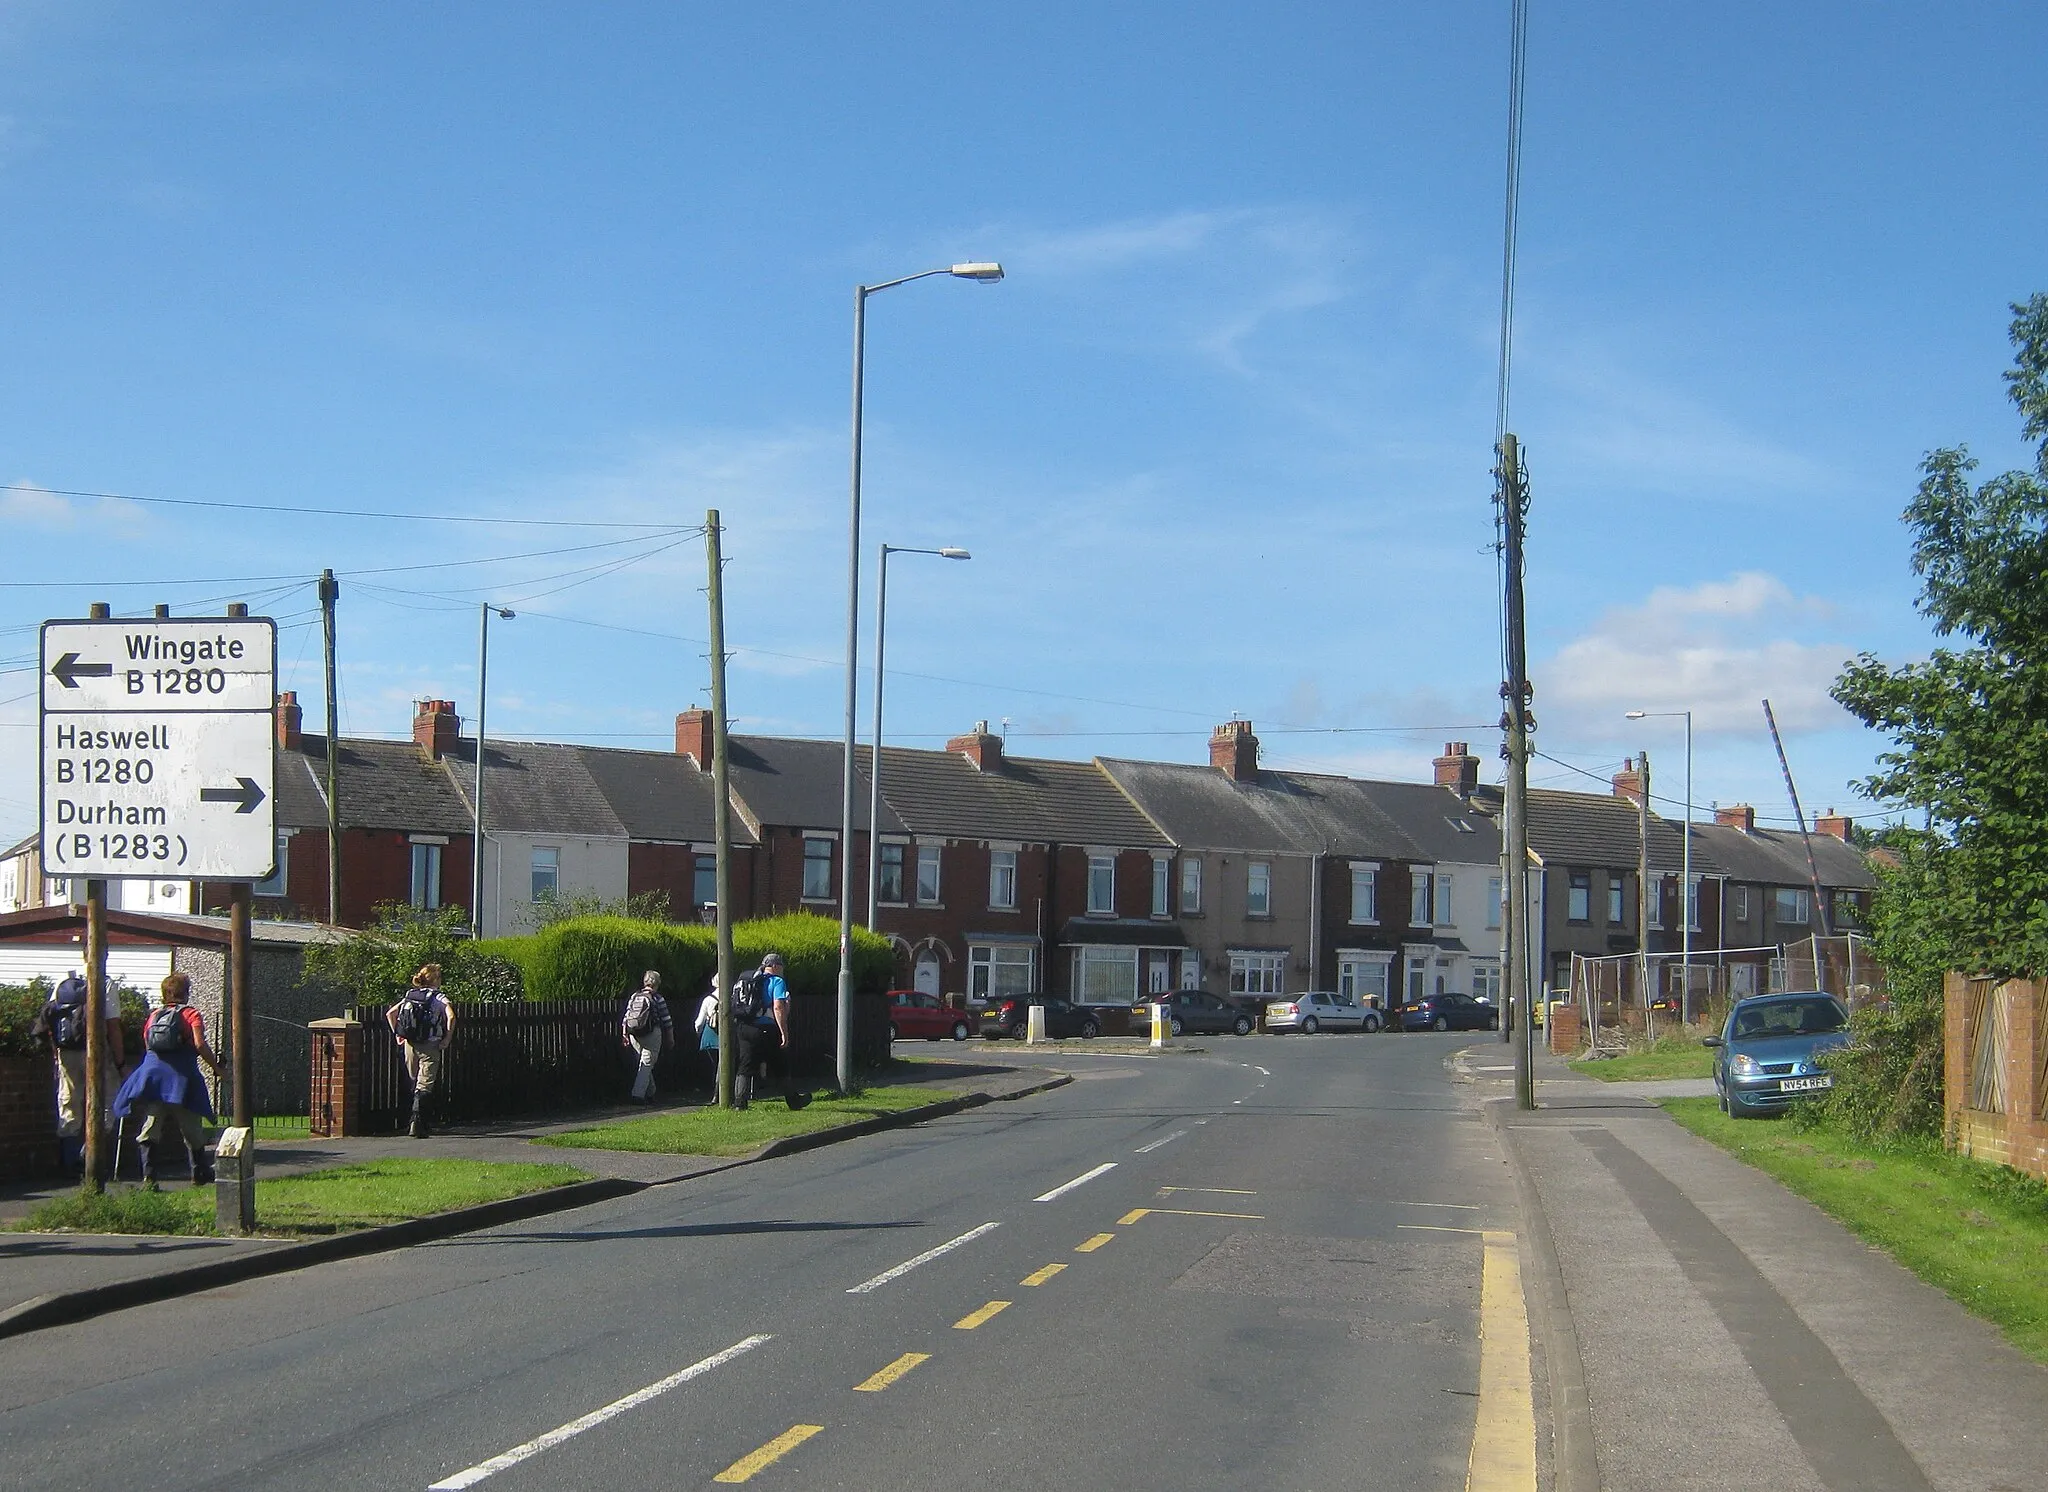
[1832,294,2048,982]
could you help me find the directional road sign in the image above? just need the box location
[39,617,278,880]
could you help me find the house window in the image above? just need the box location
[1687,876,1702,931]
[1567,871,1591,923]
[409,843,443,910]
[1486,876,1502,931]
[969,944,1036,1000]
[1246,862,1271,918]
[988,850,1018,910]
[1434,873,1454,927]
[1075,945,1139,1003]
[916,845,942,905]
[1730,962,1759,996]
[528,846,556,905]
[1228,951,1286,997]
[1833,890,1862,929]
[692,856,717,909]
[803,837,834,901]
[1411,871,1432,926]
[1150,857,1171,918]
[1732,886,1751,921]
[1337,952,1391,1006]
[254,832,291,897]
[1180,856,1202,915]
[1087,854,1116,915]
[877,843,905,904]
[1472,961,1501,1003]
[1350,864,1377,924]
[1649,877,1665,928]
[1606,877,1624,924]
[1774,886,1810,925]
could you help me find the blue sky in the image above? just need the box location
[3,2,2044,850]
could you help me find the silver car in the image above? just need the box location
[1265,989,1382,1034]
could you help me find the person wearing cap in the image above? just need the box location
[730,952,808,1110]
[621,969,673,1105]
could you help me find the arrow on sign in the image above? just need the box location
[199,777,267,814]
[50,652,115,689]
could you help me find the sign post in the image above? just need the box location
[40,612,276,1191]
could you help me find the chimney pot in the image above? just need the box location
[946,722,1004,772]
[1209,719,1259,782]
[675,708,713,768]
[1612,755,1647,807]
[1715,803,1756,832]
[1814,809,1853,841]
[275,690,303,751]
[1433,740,1479,796]
[413,698,460,760]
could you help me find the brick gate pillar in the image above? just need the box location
[308,1018,362,1138]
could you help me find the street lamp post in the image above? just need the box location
[471,604,515,940]
[1625,708,1693,1020]
[867,544,971,930]
[836,262,1003,1094]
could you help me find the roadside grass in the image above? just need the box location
[1662,1097,2048,1363]
[536,1083,958,1156]
[1570,1036,1714,1082]
[11,1159,589,1237]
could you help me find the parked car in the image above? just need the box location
[1707,991,1851,1118]
[980,995,1101,1041]
[1397,992,1499,1032]
[886,990,972,1043]
[1130,989,1256,1037]
[1265,989,1381,1034]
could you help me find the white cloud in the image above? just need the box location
[1538,571,1855,736]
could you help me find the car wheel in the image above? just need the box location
[1170,1016,1185,1037]
[1233,1016,1252,1036]
[1009,1022,1029,1041]
[1362,1014,1380,1033]
[1080,1018,1100,1039]
[951,1021,969,1041]
[887,1022,899,1042]
[1302,1016,1320,1034]
[1432,1016,1450,1032]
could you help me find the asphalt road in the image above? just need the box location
[0,1033,1518,1491]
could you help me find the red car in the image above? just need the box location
[886,990,973,1042]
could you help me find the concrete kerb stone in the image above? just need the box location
[0,1069,1074,1341]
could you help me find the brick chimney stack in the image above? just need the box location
[1210,719,1259,782]
[675,707,713,768]
[1612,755,1646,806]
[1814,809,1853,841]
[275,690,303,751]
[1715,803,1756,832]
[946,720,1004,772]
[1433,741,1479,797]
[413,699,459,760]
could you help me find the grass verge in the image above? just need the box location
[1662,1097,2048,1363]
[1570,1037,1714,1081]
[12,1159,589,1237]
[536,1083,959,1156]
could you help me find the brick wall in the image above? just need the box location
[0,1054,58,1180]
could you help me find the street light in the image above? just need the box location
[867,544,972,930]
[1625,708,1693,1020]
[836,262,1004,1095]
[471,604,516,940]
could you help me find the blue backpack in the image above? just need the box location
[394,992,448,1044]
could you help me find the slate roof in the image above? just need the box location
[442,740,625,837]
[277,736,474,835]
[1691,822,1877,891]
[1353,780,1503,866]
[862,745,1164,847]
[1471,784,1692,874]
[726,736,903,835]
[575,746,749,844]
[1097,759,1419,858]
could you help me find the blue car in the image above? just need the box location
[1706,991,1851,1119]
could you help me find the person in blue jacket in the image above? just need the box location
[113,971,220,1187]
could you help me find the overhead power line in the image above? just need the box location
[2,483,687,530]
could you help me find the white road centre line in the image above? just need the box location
[1134,1130,1187,1155]
[427,1334,771,1490]
[1255,1066,1270,1076]
[845,1221,1001,1294]
[1035,1161,1118,1201]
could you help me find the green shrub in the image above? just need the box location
[303,903,526,1009]
[501,911,892,1003]
[1800,996,1946,1142]
[1,981,149,1059]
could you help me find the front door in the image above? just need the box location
[914,953,941,997]
[1147,955,1172,995]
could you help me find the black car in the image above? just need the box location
[980,995,1101,1041]
[1397,991,1499,1032]
[1132,989,1256,1036]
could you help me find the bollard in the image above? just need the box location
[214,1125,255,1234]
[1150,1002,1169,1049]
[1026,1004,1047,1044]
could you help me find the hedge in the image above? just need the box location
[492,912,894,1004]
[0,981,151,1060]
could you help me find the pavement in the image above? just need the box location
[0,1055,1053,1321]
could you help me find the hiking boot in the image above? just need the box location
[192,1154,216,1186]
[408,1097,430,1139]
[732,1074,752,1110]
[138,1139,160,1190]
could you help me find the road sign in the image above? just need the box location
[40,617,277,880]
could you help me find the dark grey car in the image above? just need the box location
[1707,991,1852,1118]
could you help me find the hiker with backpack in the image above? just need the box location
[111,971,218,1188]
[386,964,455,1138]
[692,977,720,1094]
[33,968,125,1178]
[726,952,808,1111]
[621,970,674,1104]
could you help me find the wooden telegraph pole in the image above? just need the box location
[320,569,341,925]
[1636,748,1654,1042]
[227,601,254,1126]
[706,511,738,1108]
[1498,440,1537,1112]
[80,600,112,1190]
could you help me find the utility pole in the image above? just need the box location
[81,600,111,1190]
[319,569,341,925]
[1498,436,1536,1111]
[227,601,253,1126]
[1762,698,1834,936]
[707,511,738,1109]
[1635,748,1653,1042]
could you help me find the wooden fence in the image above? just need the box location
[1946,973,2048,1180]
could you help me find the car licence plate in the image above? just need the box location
[1779,1075,1833,1093]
